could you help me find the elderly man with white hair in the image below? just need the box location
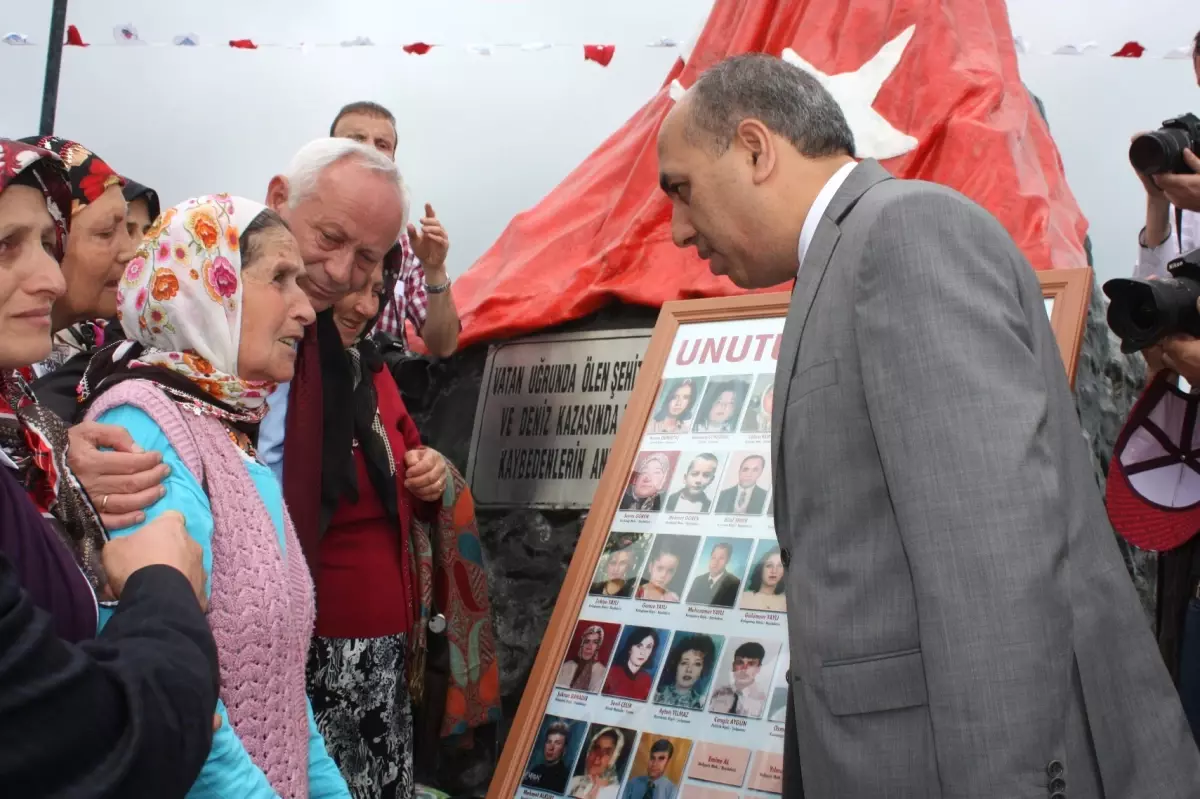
[66,137,448,559]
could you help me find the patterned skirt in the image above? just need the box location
[307,633,414,799]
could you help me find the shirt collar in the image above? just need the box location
[798,160,858,272]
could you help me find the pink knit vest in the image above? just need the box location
[86,380,315,798]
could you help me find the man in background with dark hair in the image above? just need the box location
[659,52,1200,796]
[329,101,461,357]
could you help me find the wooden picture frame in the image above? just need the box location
[489,293,792,799]
[1038,266,1092,388]
[490,276,1092,799]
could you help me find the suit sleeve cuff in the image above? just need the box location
[121,565,199,606]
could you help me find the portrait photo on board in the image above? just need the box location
[556,620,622,694]
[568,723,638,799]
[590,532,652,600]
[714,451,772,516]
[601,625,672,702]
[663,451,726,515]
[707,637,782,720]
[740,374,776,434]
[622,733,694,799]
[646,377,707,436]
[684,537,753,609]
[739,539,787,613]
[619,451,680,513]
[522,714,589,795]
[691,375,751,434]
[765,651,790,724]
[767,686,789,725]
[653,631,727,710]
[635,534,701,603]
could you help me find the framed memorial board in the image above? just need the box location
[491,278,1093,799]
[491,293,791,799]
[1038,266,1092,388]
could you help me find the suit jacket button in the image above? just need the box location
[1046,760,1064,778]
[1049,793,1065,799]
[780,548,791,567]
[1049,777,1066,793]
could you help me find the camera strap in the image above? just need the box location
[1177,205,1185,253]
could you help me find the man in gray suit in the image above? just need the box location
[657,53,1200,797]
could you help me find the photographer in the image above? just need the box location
[1133,30,1200,280]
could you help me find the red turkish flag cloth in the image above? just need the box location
[1113,41,1146,58]
[229,39,258,50]
[65,25,88,47]
[452,0,1090,347]
[584,44,616,66]
[403,42,433,55]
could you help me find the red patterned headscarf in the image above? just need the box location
[0,138,72,258]
[17,136,124,217]
[0,138,108,591]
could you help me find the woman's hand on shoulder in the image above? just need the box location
[68,421,168,528]
[404,447,447,503]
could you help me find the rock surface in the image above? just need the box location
[403,286,1149,796]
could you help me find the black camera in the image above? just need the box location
[1129,113,1200,175]
[1104,248,1200,353]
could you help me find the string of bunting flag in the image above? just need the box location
[1,25,1196,63]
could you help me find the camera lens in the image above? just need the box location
[1129,298,1159,331]
[1130,129,1191,175]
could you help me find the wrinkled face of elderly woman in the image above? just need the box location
[0,183,66,368]
[56,184,134,330]
[237,222,316,384]
[331,260,385,348]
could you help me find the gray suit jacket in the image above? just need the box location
[771,159,1200,797]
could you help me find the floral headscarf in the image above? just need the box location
[17,136,123,216]
[113,194,276,418]
[0,138,71,258]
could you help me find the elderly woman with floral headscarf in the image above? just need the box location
[16,137,135,382]
[78,194,350,798]
[0,139,221,797]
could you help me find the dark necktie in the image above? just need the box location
[730,692,740,714]
[642,781,655,799]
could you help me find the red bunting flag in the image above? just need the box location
[1113,41,1145,58]
[65,25,88,47]
[584,44,616,66]
[229,39,258,50]
[403,42,433,55]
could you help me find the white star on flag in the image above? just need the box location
[782,26,918,160]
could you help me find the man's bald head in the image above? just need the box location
[657,54,856,290]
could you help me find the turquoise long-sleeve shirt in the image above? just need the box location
[96,404,350,799]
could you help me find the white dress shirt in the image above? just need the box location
[798,161,858,270]
[1136,206,1200,280]
[258,381,290,485]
